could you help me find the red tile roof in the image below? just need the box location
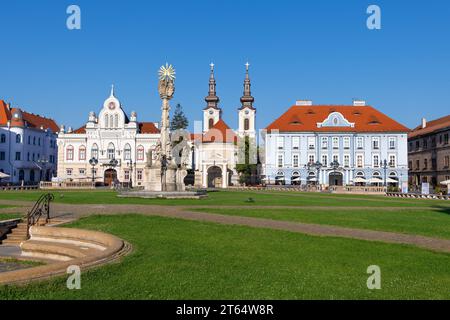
[266,105,410,133]
[0,100,59,132]
[139,122,160,134]
[73,126,86,134]
[201,119,237,143]
[409,115,450,139]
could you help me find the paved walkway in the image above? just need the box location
[1,200,450,254]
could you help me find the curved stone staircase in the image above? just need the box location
[0,225,131,285]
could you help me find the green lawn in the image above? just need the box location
[0,213,23,221]
[1,214,449,299]
[193,207,450,240]
[0,189,449,208]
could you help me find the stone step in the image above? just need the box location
[11,230,28,236]
[5,234,28,241]
[21,240,102,261]
[1,239,24,245]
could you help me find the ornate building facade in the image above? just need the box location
[0,100,58,184]
[56,87,161,187]
[192,63,256,188]
[264,100,409,187]
[408,115,450,190]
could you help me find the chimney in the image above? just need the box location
[296,100,313,106]
[353,100,366,107]
[422,118,427,129]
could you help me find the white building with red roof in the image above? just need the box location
[56,87,161,187]
[0,100,59,184]
[264,100,409,188]
[191,63,256,188]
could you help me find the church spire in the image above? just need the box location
[240,62,255,110]
[204,62,220,110]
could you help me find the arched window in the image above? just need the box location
[244,118,250,131]
[16,134,21,144]
[66,145,74,160]
[114,114,119,128]
[91,143,99,159]
[79,145,86,161]
[107,143,115,160]
[208,118,214,129]
[137,145,144,161]
[104,114,109,128]
[124,144,131,160]
[0,134,5,143]
[110,115,114,128]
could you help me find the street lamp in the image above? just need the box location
[307,161,323,186]
[127,160,135,188]
[382,159,388,188]
[89,157,99,184]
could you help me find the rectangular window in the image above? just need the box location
[0,152,5,161]
[15,152,21,161]
[66,169,73,176]
[79,148,86,161]
[357,155,363,168]
[343,137,350,149]
[124,170,130,180]
[389,155,396,167]
[445,156,449,168]
[357,137,364,149]
[137,169,143,181]
[308,154,315,164]
[389,137,396,149]
[332,137,339,149]
[79,168,86,175]
[277,154,284,168]
[308,137,315,150]
[332,154,339,164]
[321,137,328,149]
[424,158,428,169]
[277,136,284,150]
[322,154,328,167]
[292,137,300,150]
[372,137,380,150]
[416,159,420,170]
[423,139,428,149]
[292,154,299,168]
[444,133,449,145]
[344,155,350,167]
[67,147,74,161]
[373,155,380,168]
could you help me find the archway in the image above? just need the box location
[104,169,117,187]
[207,166,222,188]
[329,172,343,186]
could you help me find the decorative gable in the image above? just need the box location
[317,112,355,128]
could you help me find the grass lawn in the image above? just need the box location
[1,214,449,300]
[1,189,450,208]
[0,213,23,221]
[193,207,450,240]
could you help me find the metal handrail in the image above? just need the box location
[26,193,54,239]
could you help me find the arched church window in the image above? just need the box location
[79,145,86,161]
[209,118,214,129]
[244,118,250,131]
[137,145,144,161]
[110,115,114,128]
[114,114,119,128]
[66,145,74,161]
[105,114,109,128]
[91,144,99,159]
[107,143,115,160]
[124,144,131,160]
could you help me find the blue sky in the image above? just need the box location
[1,0,449,131]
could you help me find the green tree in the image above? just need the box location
[236,136,260,185]
[171,103,189,131]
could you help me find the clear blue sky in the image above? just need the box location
[1,0,449,131]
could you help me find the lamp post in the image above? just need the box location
[382,159,388,188]
[307,161,323,186]
[36,156,49,182]
[89,157,98,184]
[127,160,135,188]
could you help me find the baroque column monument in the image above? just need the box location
[144,63,187,192]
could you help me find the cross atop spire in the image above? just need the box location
[205,62,220,110]
[240,62,255,110]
